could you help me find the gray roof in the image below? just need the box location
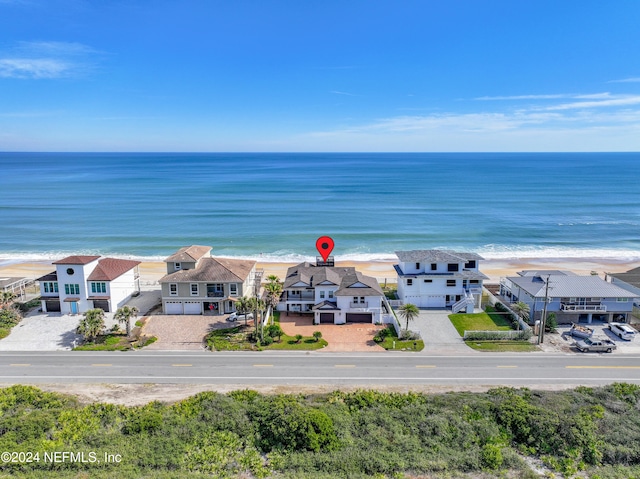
[283,263,383,297]
[607,266,640,288]
[164,245,212,263]
[395,250,484,263]
[507,271,638,299]
[159,257,255,283]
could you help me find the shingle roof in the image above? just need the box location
[53,255,101,265]
[395,250,484,263]
[87,258,141,281]
[159,257,255,283]
[283,263,383,297]
[37,271,58,282]
[507,272,638,299]
[164,245,212,263]
[607,266,640,288]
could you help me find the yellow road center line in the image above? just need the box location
[497,365,518,368]
[172,364,192,367]
[334,365,356,368]
[566,366,640,369]
[415,365,436,368]
[253,364,273,367]
[10,364,30,367]
[91,364,112,367]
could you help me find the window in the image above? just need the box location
[91,282,107,293]
[424,279,432,283]
[175,262,181,271]
[470,280,479,284]
[169,283,178,296]
[43,282,58,293]
[328,291,334,299]
[447,280,456,287]
[431,263,437,271]
[360,297,365,303]
[353,296,359,303]
[465,260,476,269]
[190,283,199,296]
[407,279,413,286]
[617,297,628,302]
[447,263,459,272]
[229,283,238,296]
[64,284,80,295]
[415,262,420,270]
[320,291,325,299]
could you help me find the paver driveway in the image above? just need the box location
[279,312,385,352]
[141,314,231,350]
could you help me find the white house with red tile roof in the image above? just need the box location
[37,255,141,314]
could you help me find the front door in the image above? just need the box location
[70,302,78,314]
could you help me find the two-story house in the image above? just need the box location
[500,270,639,324]
[394,250,487,312]
[159,245,256,315]
[278,262,391,324]
[37,255,141,314]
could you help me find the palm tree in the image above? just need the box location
[77,308,105,342]
[398,303,419,331]
[114,305,139,337]
[264,280,282,317]
[235,296,251,326]
[511,301,530,330]
[0,291,17,309]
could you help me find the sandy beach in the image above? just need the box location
[1,256,639,287]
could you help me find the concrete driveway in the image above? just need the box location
[141,314,232,350]
[279,313,385,352]
[0,311,117,351]
[406,309,476,354]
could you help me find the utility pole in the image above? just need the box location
[538,275,550,344]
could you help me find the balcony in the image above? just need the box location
[286,292,315,301]
[350,301,368,308]
[207,292,225,298]
[561,303,607,312]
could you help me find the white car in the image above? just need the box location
[226,312,254,322]
[608,322,637,341]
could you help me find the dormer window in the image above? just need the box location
[447,263,459,272]
[175,262,181,271]
[464,260,476,269]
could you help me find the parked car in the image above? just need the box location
[226,312,254,322]
[608,322,637,341]
[575,337,617,353]
[568,323,594,339]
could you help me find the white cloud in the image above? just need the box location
[608,77,640,83]
[0,41,99,79]
[476,92,615,101]
[0,58,71,79]
[539,95,640,111]
[330,90,356,96]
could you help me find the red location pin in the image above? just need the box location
[316,236,335,262]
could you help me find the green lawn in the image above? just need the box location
[466,341,539,352]
[206,323,328,351]
[376,325,425,351]
[449,307,513,337]
[73,333,157,351]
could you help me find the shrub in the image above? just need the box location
[0,307,21,328]
[313,331,322,342]
[266,324,284,341]
[295,334,303,343]
[263,336,274,345]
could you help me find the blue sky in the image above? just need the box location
[1,0,639,151]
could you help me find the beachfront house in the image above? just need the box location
[158,245,256,315]
[37,255,141,314]
[394,250,487,312]
[499,270,638,324]
[606,267,640,304]
[278,262,393,324]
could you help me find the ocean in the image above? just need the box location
[0,152,638,263]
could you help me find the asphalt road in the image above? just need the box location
[2,351,640,387]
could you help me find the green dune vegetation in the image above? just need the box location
[1,384,640,478]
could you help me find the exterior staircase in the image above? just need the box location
[452,290,475,314]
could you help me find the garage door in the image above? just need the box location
[426,296,445,308]
[45,300,61,312]
[93,300,110,312]
[319,313,334,324]
[184,302,202,315]
[346,313,372,323]
[165,302,183,314]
